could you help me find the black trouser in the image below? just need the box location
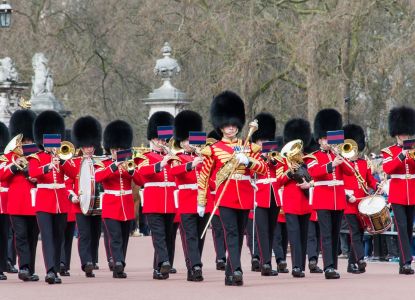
[246,218,259,259]
[0,214,9,273]
[219,207,249,276]
[317,210,343,270]
[146,213,175,270]
[179,214,209,269]
[211,214,226,262]
[76,214,101,268]
[307,220,321,263]
[103,225,112,262]
[7,222,16,266]
[345,214,364,265]
[273,221,288,263]
[10,215,39,274]
[254,199,279,266]
[391,204,415,266]
[170,221,179,267]
[102,218,132,267]
[286,213,310,270]
[60,221,75,270]
[36,212,67,274]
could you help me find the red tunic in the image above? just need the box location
[138,151,176,214]
[170,152,200,214]
[382,144,415,206]
[197,138,267,210]
[0,153,36,215]
[304,150,354,211]
[95,159,139,221]
[343,158,378,215]
[277,158,311,215]
[27,151,73,214]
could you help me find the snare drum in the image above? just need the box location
[358,195,391,234]
[79,158,102,216]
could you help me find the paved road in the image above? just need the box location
[0,231,412,300]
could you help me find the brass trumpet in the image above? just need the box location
[57,141,76,160]
[122,159,136,172]
[340,139,358,160]
[152,139,181,162]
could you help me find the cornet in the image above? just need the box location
[56,141,76,160]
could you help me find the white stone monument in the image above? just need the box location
[142,42,191,118]
[29,53,70,116]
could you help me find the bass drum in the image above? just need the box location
[79,158,102,216]
[358,195,391,234]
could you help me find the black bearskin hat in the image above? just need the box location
[9,109,36,141]
[147,111,174,140]
[207,129,222,140]
[0,122,9,153]
[210,90,245,132]
[283,118,312,146]
[33,110,65,147]
[343,124,365,151]
[64,129,72,143]
[174,110,203,143]
[313,108,342,140]
[103,120,133,151]
[388,106,415,137]
[72,116,102,148]
[275,135,284,152]
[251,113,276,143]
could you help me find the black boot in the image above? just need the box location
[84,262,95,278]
[216,259,226,271]
[309,259,323,273]
[187,266,203,282]
[347,263,361,274]
[0,272,7,280]
[225,270,243,286]
[113,262,127,279]
[160,261,172,275]
[153,269,169,280]
[357,259,366,273]
[292,267,305,278]
[7,261,18,273]
[399,264,415,275]
[251,257,260,272]
[261,264,278,276]
[324,267,340,279]
[18,268,31,281]
[277,260,289,273]
[59,263,70,276]
[45,271,56,284]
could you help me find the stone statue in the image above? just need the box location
[31,53,54,97]
[154,42,181,80]
[0,57,19,82]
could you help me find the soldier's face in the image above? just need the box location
[82,146,95,157]
[397,135,410,145]
[319,138,331,151]
[221,125,238,139]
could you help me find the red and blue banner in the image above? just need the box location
[116,149,132,162]
[261,141,280,153]
[327,130,344,145]
[157,126,174,140]
[22,143,39,156]
[403,139,415,150]
[189,131,207,145]
[43,134,61,148]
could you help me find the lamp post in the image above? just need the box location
[0,1,12,28]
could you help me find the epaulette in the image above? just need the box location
[0,155,8,162]
[205,138,217,146]
[200,145,212,157]
[303,152,317,161]
[27,153,40,161]
[380,147,392,157]
[93,160,105,168]
[251,143,261,153]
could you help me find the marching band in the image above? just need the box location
[0,90,414,286]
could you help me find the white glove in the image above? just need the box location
[348,195,357,203]
[71,194,80,204]
[236,153,249,166]
[197,205,205,217]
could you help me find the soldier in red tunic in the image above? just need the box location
[278,118,313,278]
[96,120,140,279]
[137,112,176,280]
[170,110,207,281]
[249,113,281,276]
[197,91,267,286]
[382,106,415,275]
[342,124,378,274]
[0,110,39,282]
[28,110,73,284]
[63,116,103,278]
[0,122,10,280]
[304,109,353,279]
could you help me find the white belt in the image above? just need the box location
[314,180,344,187]
[178,184,198,190]
[256,178,277,184]
[144,182,176,188]
[229,174,251,181]
[0,187,8,192]
[390,174,415,180]
[37,183,65,189]
[104,189,133,196]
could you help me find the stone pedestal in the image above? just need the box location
[30,92,70,117]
